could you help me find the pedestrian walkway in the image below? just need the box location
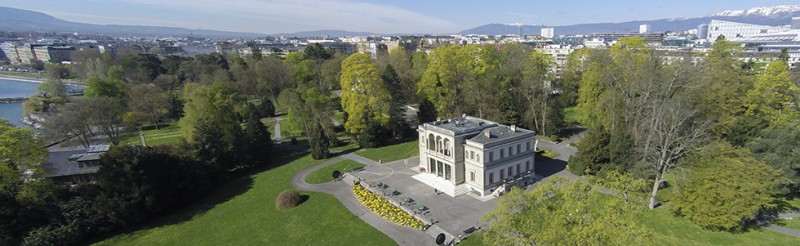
[291,154,436,245]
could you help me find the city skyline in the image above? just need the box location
[3,1,800,34]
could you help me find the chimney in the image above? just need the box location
[484,130,491,138]
[511,125,517,132]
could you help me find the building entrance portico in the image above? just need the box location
[429,158,453,182]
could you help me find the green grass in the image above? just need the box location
[535,148,559,159]
[457,232,485,246]
[779,218,800,231]
[305,159,365,184]
[563,106,578,124]
[93,152,393,245]
[638,206,800,245]
[334,111,345,125]
[116,124,184,146]
[0,71,43,79]
[355,140,419,163]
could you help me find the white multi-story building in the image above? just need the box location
[639,24,651,34]
[706,19,791,41]
[538,44,580,76]
[415,116,537,197]
[541,27,555,39]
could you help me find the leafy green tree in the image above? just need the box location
[280,86,336,159]
[388,46,416,103]
[84,97,126,145]
[179,83,244,145]
[417,45,480,117]
[746,125,800,194]
[382,64,409,139]
[672,142,789,231]
[95,145,211,224]
[340,53,391,142]
[133,53,166,82]
[744,60,800,127]
[240,113,272,166]
[0,119,47,170]
[127,84,169,129]
[416,98,437,125]
[0,120,56,245]
[85,67,128,98]
[483,176,651,245]
[697,39,754,139]
[304,43,333,60]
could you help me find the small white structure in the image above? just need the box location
[639,24,651,34]
[416,116,537,197]
[541,27,555,39]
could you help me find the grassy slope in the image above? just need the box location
[94,153,393,246]
[117,124,183,146]
[355,140,418,163]
[305,159,365,184]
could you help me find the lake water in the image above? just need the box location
[0,78,39,127]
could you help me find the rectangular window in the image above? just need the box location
[517,164,521,176]
[509,146,513,156]
[517,144,521,153]
[526,160,530,171]
[470,171,475,182]
[489,172,494,184]
[500,149,505,158]
[527,141,531,151]
[489,152,494,161]
[500,169,505,180]
[470,151,474,160]
[508,166,513,177]
[445,165,451,180]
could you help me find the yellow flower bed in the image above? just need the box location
[353,183,427,229]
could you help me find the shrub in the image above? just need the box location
[276,189,301,209]
[352,184,427,229]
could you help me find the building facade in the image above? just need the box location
[706,19,791,41]
[541,28,555,39]
[639,24,651,34]
[416,116,537,197]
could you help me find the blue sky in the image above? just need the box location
[3,0,799,34]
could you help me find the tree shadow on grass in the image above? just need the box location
[86,149,309,244]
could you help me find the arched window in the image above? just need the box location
[436,136,442,153]
[428,134,435,151]
[444,139,451,156]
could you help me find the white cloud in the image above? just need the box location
[120,0,458,34]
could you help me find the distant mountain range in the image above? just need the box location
[0,7,263,38]
[459,5,800,35]
[1,5,799,38]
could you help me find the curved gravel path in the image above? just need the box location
[291,154,435,246]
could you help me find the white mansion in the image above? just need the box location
[415,116,537,197]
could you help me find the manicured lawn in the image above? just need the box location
[355,140,419,163]
[457,232,485,246]
[779,218,800,231]
[93,153,394,245]
[459,206,800,246]
[305,159,365,184]
[116,124,183,146]
[638,206,800,245]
